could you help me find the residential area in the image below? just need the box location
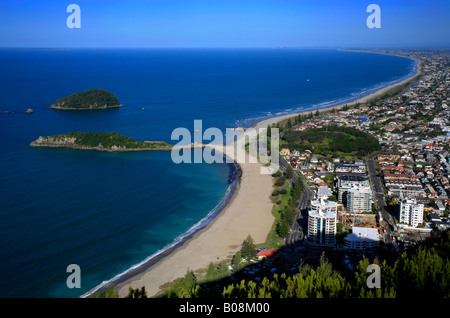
[278,50,450,256]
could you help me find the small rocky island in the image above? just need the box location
[50,88,123,110]
[30,132,173,152]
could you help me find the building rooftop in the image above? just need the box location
[316,186,332,199]
[345,227,380,242]
[310,198,337,218]
[338,175,368,182]
[348,187,372,194]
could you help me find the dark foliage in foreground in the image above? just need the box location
[161,231,449,298]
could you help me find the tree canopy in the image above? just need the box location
[282,126,381,158]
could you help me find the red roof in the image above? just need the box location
[257,249,277,258]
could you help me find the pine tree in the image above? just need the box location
[278,215,290,238]
[205,262,217,283]
[287,118,292,129]
[286,165,294,179]
[231,251,243,272]
[285,202,297,225]
[182,269,197,296]
[241,235,257,263]
[217,261,229,279]
[125,286,147,298]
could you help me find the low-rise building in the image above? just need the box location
[344,227,380,250]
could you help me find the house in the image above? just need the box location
[326,162,334,172]
[436,200,446,213]
[257,249,277,261]
[280,148,291,156]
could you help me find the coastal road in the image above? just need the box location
[286,182,312,247]
[366,152,397,250]
[280,156,298,183]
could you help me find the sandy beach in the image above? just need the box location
[115,145,275,297]
[253,54,422,130]
[112,52,421,298]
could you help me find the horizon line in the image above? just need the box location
[1,46,450,50]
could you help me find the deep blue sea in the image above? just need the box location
[0,48,416,297]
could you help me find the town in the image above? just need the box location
[276,49,449,257]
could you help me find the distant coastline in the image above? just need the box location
[251,50,421,130]
[107,50,423,298]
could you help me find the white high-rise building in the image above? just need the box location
[399,198,424,227]
[346,187,372,213]
[337,175,369,202]
[306,198,337,247]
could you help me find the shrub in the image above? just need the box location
[272,170,282,178]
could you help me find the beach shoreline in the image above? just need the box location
[251,52,421,130]
[113,146,275,297]
[89,51,421,298]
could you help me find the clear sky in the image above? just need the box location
[0,0,449,48]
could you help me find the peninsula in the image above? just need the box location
[49,88,123,110]
[30,132,173,152]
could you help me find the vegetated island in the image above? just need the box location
[49,88,123,110]
[30,132,173,152]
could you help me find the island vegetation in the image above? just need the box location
[50,88,122,110]
[30,131,172,151]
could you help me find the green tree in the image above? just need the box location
[241,235,257,263]
[272,170,282,178]
[275,176,287,186]
[232,251,244,272]
[287,118,292,129]
[286,165,294,179]
[126,286,148,298]
[278,215,290,238]
[217,261,229,279]
[181,269,197,296]
[285,202,297,225]
[205,262,217,283]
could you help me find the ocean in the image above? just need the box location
[0,48,416,297]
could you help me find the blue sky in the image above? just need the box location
[0,0,449,48]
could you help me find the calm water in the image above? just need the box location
[0,48,416,297]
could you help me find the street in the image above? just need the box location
[366,151,398,250]
[286,182,312,247]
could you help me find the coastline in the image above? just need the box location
[29,142,173,152]
[82,158,243,298]
[48,104,124,110]
[112,147,275,298]
[87,51,422,298]
[251,52,421,130]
